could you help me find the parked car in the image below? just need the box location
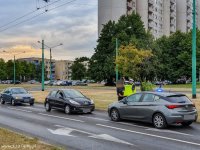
[44,80,50,85]
[108,92,198,129]
[44,89,95,114]
[10,80,21,84]
[76,81,88,86]
[0,87,34,106]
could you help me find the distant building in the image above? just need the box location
[55,60,73,80]
[98,0,200,38]
[18,57,56,80]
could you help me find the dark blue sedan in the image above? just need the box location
[0,87,34,106]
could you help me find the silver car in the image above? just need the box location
[108,92,198,129]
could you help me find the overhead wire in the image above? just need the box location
[0,0,64,30]
[0,0,78,33]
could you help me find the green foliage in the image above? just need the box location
[141,82,154,91]
[116,44,153,81]
[71,57,88,80]
[89,12,153,81]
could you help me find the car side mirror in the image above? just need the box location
[122,98,128,104]
[59,96,64,99]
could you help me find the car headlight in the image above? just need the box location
[69,100,80,105]
[90,100,94,104]
[15,96,21,99]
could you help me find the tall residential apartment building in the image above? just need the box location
[98,0,200,38]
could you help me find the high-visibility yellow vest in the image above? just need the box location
[123,84,136,96]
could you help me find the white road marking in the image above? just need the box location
[89,134,135,146]
[79,116,110,121]
[146,128,193,136]
[116,122,148,129]
[96,124,200,146]
[7,107,32,113]
[20,107,43,111]
[38,113,84,123]
[48,128,75,137]
[53,125,135,146]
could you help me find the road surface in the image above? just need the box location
[0,103,200,150]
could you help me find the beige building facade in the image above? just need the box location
[55,60,73,80]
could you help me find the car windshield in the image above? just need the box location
[12,88,28,94]
[63,90,85,98]
[166,95,191,103]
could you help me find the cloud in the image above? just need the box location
[0,0,97,61]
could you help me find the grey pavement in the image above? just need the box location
[0,103,200,150]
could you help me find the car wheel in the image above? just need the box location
[153,113,167,129]
[110,108,120,122]
[11,99,16,106]
[30,102,34,106]
[64,105,71,114]
[181,121,193,126]
[45,102,51,112]
[0,97,5,104]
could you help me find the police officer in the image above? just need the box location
[123,79,136,97]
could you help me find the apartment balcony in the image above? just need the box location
[148,5,154,12]
[170,4,176,11]
[170,12,176,18]
[148,14,154,20]
[170,0,176,4]
[148,21,154,28]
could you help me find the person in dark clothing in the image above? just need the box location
[117,87,124,101]
[116,78,125,101]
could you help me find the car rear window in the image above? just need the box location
[166,95,191,103]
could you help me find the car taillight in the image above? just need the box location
[165,105,181,109]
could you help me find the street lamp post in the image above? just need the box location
[116,38,119,82]
[38,41,62,88]
[192,0,196,99]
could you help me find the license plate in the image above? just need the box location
[82,109,90,113]
[184,115,195,120]
[24,99,29,102]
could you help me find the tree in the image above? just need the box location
[0,59,7,80]
[89,12,154,82]
[71,62,86,80]
[116,44,153,81]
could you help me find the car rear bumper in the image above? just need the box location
[166,112,198,124]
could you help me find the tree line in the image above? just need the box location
[71,12,200,83]
[0,59,44,81]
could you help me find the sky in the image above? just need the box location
[0,0,98,61]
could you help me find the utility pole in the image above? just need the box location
[116,38,119,82]
[14,55,16,85]
[42,40,45,91]
[50,48,52,83]
[192,0,196,98]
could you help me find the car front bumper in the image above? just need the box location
[70,105,95,113]
[14,98,34,104]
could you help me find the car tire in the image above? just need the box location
[181,121,193,127]
[110,108,120,122]
[30,102,34,106]
[0,97,5,104]
[64,105,71,114]
[153,113,167,129]
[11,99,16,106]
[45,102,51,112]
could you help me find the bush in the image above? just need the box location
[141,82,154,91]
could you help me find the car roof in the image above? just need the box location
[139,91,185,97]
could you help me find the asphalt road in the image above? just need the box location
[0,104,200,150]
